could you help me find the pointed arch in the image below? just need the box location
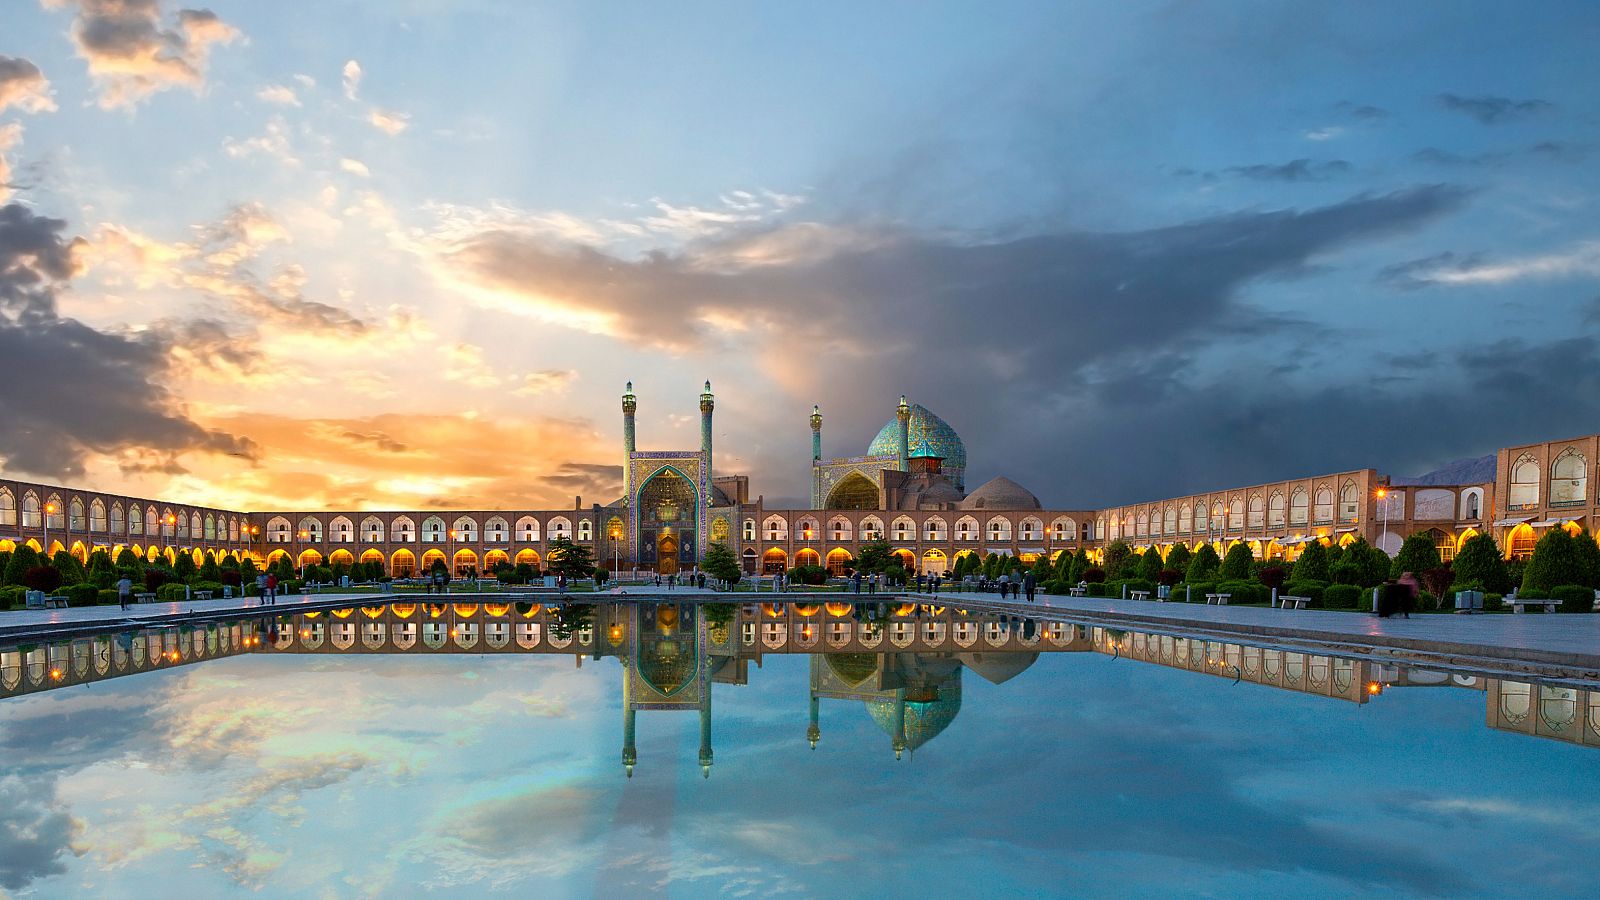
[825,472,879,510]
[1551,447,1588,505]
[390,548,416,577]
[360,516,385,543]
[1509,454,1540,508]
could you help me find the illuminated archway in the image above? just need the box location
[452,549,479,577]
[892,548,915,570]
[515,549,541,570]
[825,548,853,576]
[1506,523,1537,560]
[825,472,879,510]
[420,548,446,573]
[922,548,948,575]
[762,548,787,574]
[297,549,323,568]
[329,549,355,567]
[484,549,511,571]
[390,548,416,578]
[795,548,821,569]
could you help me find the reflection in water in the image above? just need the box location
[5,600,1600,771]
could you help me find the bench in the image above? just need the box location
[194,590,213,601]
[1205,593,1232,605]
[1511,597,1558,614]
[1069,586,1087,597]
[1130,590,1151,601]
[135,592,157,604]
[1278,595,1310,610]
[25,591,68,610]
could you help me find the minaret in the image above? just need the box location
[807,694,820,750]
[698,684,714,779]
[810,405,823,508]
[700,381,715,502]
[891,690,907,761]
[622,382,638,502]
[896,395,911,473]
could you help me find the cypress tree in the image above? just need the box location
[1136,548,1163,581]
[1522,528,1585,593]
[1218,543,1254,580]
[1451,534,1508,592]
[1186,544,1220,582]
[1295,541,1331,583]
[1391,533,1442,579]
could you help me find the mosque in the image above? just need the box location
[0,379,1591,578]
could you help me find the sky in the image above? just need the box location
[0,0,1598,512]
[4,646,1600,896]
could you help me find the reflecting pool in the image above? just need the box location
[3,600,1598,897]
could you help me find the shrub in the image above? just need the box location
[1282,580,1326,607]
[1216,580,1268,605]
[191,581,226,596]
[23,566,62,593]
[1257,566,1288,591]
[1136,550,1164,582]
[1324,584,1362,609]
[1107,578,1155,597]
[1295,541,1331,583]
[0,585,25,608]
[1550,585,1594,614]
[65,584,101,607]
[221,569,243,587]
[1184,581,1216,601]
[145,570,171,593]
[1484,592,1504,612]
[1042,579,1066,595]
[1329,561,1363,586]
[1391,532,1442,579]
[1084,582,1107,597]
[1082,567,1105,584]
[97,589,120,605]
[157,583,188,601]
[1523,530,1591,593]
[1416,590,1439,612]
[1186,545,1220,582]
[787,565,828,586]
[1157,568,1183,587]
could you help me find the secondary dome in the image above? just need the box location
[868,403,967,490]
[960,475,1041,510]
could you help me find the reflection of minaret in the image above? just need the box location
[623,676,637,778]
[890,687,907,760]
[699,684,713,779]
[807,694,820,750]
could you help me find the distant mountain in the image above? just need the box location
[1391,455,1496,487]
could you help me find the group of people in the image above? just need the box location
[847,571,882,595]
[253,573,279,605]
[974,571,1037,602]
[648,571,709,589]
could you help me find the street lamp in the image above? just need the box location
[448,529,456,583]
[609,524,621,581]
[43,502,55,556]
[1376,487,1390,558]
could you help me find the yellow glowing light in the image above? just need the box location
[49,668,62,680]
[300,629,310,638]
[1366,681,1383,695]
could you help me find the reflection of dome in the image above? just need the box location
[866,658,963,753]
[637,641,695,696]
[958,652,1038,685]
[827,653,880,688]
[868,404,966,489]
[960,476,1040,510]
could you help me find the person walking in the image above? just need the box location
[265,572,277,605]
[255,572,267,603]
[117,574,133,610]
[1024,571,1037,604]
[851,571,861,595]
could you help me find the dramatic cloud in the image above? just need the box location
[0,123,21,204]
[255,83,299,106]
[1379,242,1600,289]
[54,0,241,109]
[1436,93,1553,125]
[0,202,257,477]
[368,108,409,136]
[0,777,86,890]
[0,55,57,113]
[341,59,362,100]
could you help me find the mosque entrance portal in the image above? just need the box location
[657,534,680,575]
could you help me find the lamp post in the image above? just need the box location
[610,524,621,582]
[299,529,309,581]
[1377,487,1390,558]
[43,502,55,557]
[164,514,176,561]
[448,529,456,584]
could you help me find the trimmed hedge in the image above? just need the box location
[1551,585,1595,613]
[1282,580,1326,608]
[98,589,120,605]
[65,584,101,607]
[0,585,24,609]
[1083,582,1107,597]
[1216,580,1269,605]
[1324,584,1362,609]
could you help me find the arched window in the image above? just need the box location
[925,517,947,540]
[955,516,977,541]
[1339,482,1360,521]
[21,493,41,527]
[484,517,509,542]
[1461,490,1483,521]
[577,519,592,541]
[1020,517,1042,541]
[547,517,572,540]
[1052,517,1075,541]
[1135,512,1148,537]
[297,516,322,542]
[1268,492,1285,527]
[1228,499,1244,530]
[1551,449,1588,506]
[515,516,538,542]
[203,514,216,540]
[1509,455,1540,509]
[1313,489,1333,524]
[1163,507,1177,534]
[742,519,756,541]
[189,512,201,538]
[452,517,478,542]
[69,498,86,530]
[421,516,446,542]
[1431,529,1458,562]
[0,489,15,526]
[987,517,1012,542]
[128,505,143,535]
[1210,503,1224,531]
[110,503,125,534]
[710,517,729,543]
[1247,495,1264,528]
[392,516,415,542]
[361,516,385,542]
[764,516,788,541]
[1177,504,1191,534]
[829,516,852,541]
[891,516,913,542]
[89,499,107,532]
[1289,488,1309,525]
[1193,504,1207,533]
[266,516,292,542]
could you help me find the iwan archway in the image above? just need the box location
[636,467,699,574]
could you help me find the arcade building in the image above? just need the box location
[0,381,1597,577]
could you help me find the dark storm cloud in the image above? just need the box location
[0,777,85,890]
[0,202,257,478]
[538,462,624,500]
[1435,93,1553,125]
[1223,158,1353,182]
[0,55,54,114]
[1375,250,1488,290]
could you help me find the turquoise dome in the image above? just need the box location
[868,403,966,489]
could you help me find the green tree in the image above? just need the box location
[1218,543,1254,580]
[4,545,39,585]
[1136,548,1163,581]
[855,537,896,576]
[173,551,198,582]
[1344,537,1390,587]
[1391,533,1442,578]
[1064,548,1091,584]
[1185,544,1220,582]
[240,556,260,583]
[1103,541,1131,579]
[199,552,222,583]
[1522,528,1587,593]
[1294,541,1331,583]
[86,548,116,588]
[115,547,143,569]
[1164,544,1193,576]
[546,535,595,580]
[701,541,742,586]
[1451,533,1508,592]
[52,550,86,585]
[1574,530,1600,589]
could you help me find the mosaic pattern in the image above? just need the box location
[867,403,966,491]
